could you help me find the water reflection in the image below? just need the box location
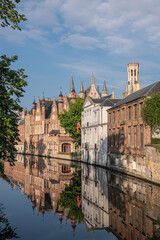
[81,164,160,240]
[4,154,80,222]
[0,203,19,239]
[2,155,160,239]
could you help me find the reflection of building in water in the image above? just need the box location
[4,156,25,192]
[81,164,109,230]
[4,155,76,219]
[108,171,160,240]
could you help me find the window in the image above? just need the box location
[136,207,139,229]
[118,110,120,122]
[109,113,111,124]
[108,129,111,146]
[131,70,133,76]
[113,111,115,123]
[134,69,136,76]
[94,111,97,121]
[117,128,120,146]
[121,127,125,146]
[62,165,71,173]
[129,203,133,225]
[62,143,71,153]
[140,102,143,117]
[134,126,137,148]
[140,125,144,148]
[134,104,137,119]
[113,129,115,146]
[128,126,131,147]
[128,106,131,120]
[122,108,125,121]
[142,210,146,234]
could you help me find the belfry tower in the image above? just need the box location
[122,62,141,98]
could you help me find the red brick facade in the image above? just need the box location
[108,97,151,156]
[17,92,81,156]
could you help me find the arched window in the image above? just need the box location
[62,143,71,153]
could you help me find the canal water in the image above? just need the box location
[0,154,160,240]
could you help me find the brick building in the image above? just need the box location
[108,81,160,156]
[107,81,160,178]
[17,74,86,156]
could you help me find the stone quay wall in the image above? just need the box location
[107,145,160,185]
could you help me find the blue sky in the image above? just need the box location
[1,0,160,109]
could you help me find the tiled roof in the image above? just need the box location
[92,98,105,104]
[101,98,121,107]
[91,97,121,106]
[44,100,53,118]
[111,81,160,109]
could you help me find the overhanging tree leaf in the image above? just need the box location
[0,55,27,164]
[142,93,160,132]
[0,0,26,30]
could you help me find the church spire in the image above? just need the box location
[80,81,84,93]
[102,80,108,97]
[97,85,100,95]
[91,73,95,86]
[70,73,75,93]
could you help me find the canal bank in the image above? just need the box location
[108,145,160,186]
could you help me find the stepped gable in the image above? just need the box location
[112,81,160,109]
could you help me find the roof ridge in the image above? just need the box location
[145,81,160,96]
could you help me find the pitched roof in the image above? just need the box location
[101,98,121,107]
[92,98,105,104]
[112,81,160,109]
[44,100,53,118]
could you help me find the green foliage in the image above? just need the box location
[0,55,27,164]
[58,97,84,144]
[142,93,160,131]
[0,162,4,175]
[151,138,160,144]
[0,0,26,30]
[0,203,19,239]
[154,146,160,153]
[58,171,84,223]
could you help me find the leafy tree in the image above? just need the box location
[142,93,160,133]
[58,171,84,223]
[0,203,19,239]
[0,0,27,164]
[0,55,27,164]
[58,97,84,145]
[0,0,26,30]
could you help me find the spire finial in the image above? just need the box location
[70,74,75,93]
[80,80,84,93]
[42,91,45,101]
[59,87,63,96]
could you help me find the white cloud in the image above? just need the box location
[61,33,104,49]
[1,0,160,52]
